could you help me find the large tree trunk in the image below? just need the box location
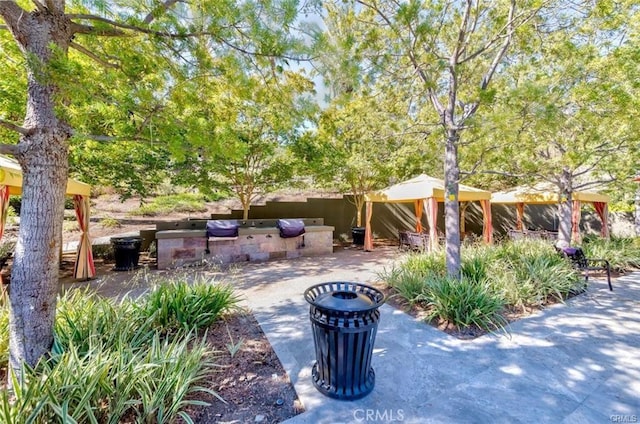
[444,131,461,277]
[3,5,72,380]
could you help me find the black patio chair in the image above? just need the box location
[557,246,613,291]
[398,230,428,251]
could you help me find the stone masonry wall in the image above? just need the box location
[156,228,333,269]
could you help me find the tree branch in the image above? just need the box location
[69,41,120,69]
[143,0,181,24]
[71,131,152,143]
[0,1,27,30]
[0,118,30,135]
[31,0,46,12]
[69,14,309,60]
[0,143,20,156]
[574,178,616,191]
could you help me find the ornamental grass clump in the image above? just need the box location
[0,277,239,423]
[420,275,506,332]
[0,334,214,423]
[382,239,587,334]
[137,279,240,334]
[53,288,155,355]
[581,235,640,272]
[0,307,7,365]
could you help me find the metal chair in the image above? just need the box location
[557,246,613,291]
[398,231,428,251]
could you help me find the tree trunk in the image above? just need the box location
[4,6,72,381]
[635,181,640,237]
[556,169,573,245]
[444,132,461,278]
[242,201,250,221]
[354,194,364,227]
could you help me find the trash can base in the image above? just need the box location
[311,362,375,400]
[112,265,140,272]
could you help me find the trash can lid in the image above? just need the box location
[312,290,375,312]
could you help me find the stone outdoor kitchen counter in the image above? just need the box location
[155,225,335,269]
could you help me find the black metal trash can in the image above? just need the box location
[304,282,385,400]
[110,236,142,271]
[351,227,365,246]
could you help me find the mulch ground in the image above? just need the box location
[186,312,304,424]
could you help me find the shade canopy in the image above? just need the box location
[365,174,492,203]
[491,182,610,240]
[491,183,609,205]
[0,155,94,279]
[0,155,90,196]
[364,174,493,251]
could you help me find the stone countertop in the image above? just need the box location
[155,225,335,239]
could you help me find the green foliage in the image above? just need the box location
[53,289,153,356]
[225,324,245,358]
[0,334,214,424]
[0,241,15,261]
[381,240,587,331]
[0,279,241,422]
[0,307,8,365]
[421,276,506,332]
[581,236,640,272]
[381,252,448,306]
[130,193,209,216]
[381,265,430,306]
[99,216,122,228]
[136,280,240,334]
[489,242,582,310]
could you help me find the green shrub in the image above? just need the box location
[130,193,208,216]
[383,239,586,331]
[99,216,122,228]
[0,306,8,365]
[421,276,506,331]
[53,289,154,356]
[0,282,234,423]
[400,252,447,277]
[460,247,491,284]
[581,235,640,272]
[0,334,214,423]
[137,279,240,334]
[381,266,429,306]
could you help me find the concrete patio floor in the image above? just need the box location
[225,247,639,424]
[63,245,640,423]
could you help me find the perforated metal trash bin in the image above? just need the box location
[110,236,142,271]
[304,282,385,400]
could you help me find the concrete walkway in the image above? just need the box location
[226,247,640,424]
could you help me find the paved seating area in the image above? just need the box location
[64,245,640,423]
[227,247,639,424]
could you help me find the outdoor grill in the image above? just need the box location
[276,219,306,238]
[205,220,240,254]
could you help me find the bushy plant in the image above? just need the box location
[380,266,429,306]
[130,193,208,216]
[420,276,506,331]
[53,289,154,356]
[383,239,587,332]
[0,279,239,422]
[137,279,240,334]
[99,216,122,228]
[0,306,8,365]
[400,252,447,277]
[0,334,214,423]
[581,235,640,272]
